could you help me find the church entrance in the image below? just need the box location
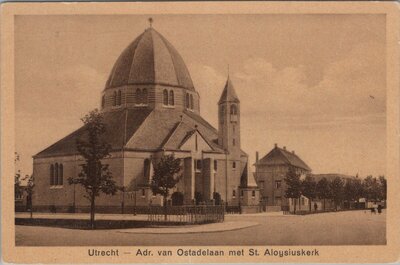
[171,192,184,206]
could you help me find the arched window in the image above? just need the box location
[55,163,59,186]
[163,89,168,105]
[169,90,174,106]
[117,90,122,105]
[232,161,236,169]
[113,91,117,106]
[142,88,148,105]
[230,104,237,115]
[232,190,236,198]
[136,88,142,104]
[50,164,54,185]
[101,95,105,108]
[59,164,63,185]
[186,93,190,108]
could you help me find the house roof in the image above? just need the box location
[105,28,194,91]
[34,108,237,158]
[256,146,311,171]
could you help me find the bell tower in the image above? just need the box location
[218,76,241,154]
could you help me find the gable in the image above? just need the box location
[179,130,213,152]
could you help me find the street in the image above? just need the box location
[15,210,385,246]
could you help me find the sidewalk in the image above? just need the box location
[15,212,148,221]
[116,221,259,234]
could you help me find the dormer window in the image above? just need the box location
[117,90,122,105]
[113,91,117,106]
[101,95,105,108]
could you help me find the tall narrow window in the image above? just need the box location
[163,89,168,105]
[143,159,150,182]
[169,90,174,105]
[55,163,59,186]
[186,93,190,108]
[232,161,236,169]
[101,95,105,108]
[232,190,236,198]
[142,88,148,104]
[59,164,63,185]
[113,91,117,106]
[230,104,237,115]
[252,190,256,197]
[190,95,194,109]
[117,90,122,105]
[220,106,225,123]
[50,164,54,185]
[136,88,142,104]
[233,139,236,146]
[214,160,218,171]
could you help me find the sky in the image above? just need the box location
[15,14,386,178]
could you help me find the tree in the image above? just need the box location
[284,166,302,214]
[301,175,317,212]
[316,177,330,211]
[363,175,380,202]
[378,176,387,201]
[68,109,118,229]
[150,154,182,220]
[23,174,35,218]
[15,170,23,201]
[329,177,344,211]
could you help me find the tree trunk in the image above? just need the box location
[90,194,95,229]
[164,195,168,221]
[309,199,312,212]
[323,199,326,211]
[294,198,297,214]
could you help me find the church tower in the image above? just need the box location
[218,76,241,154]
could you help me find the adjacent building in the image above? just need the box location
[254,144,311,210]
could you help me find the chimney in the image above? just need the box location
[274,143,278,148]
[283,146,286,150]
[256,151,259,162]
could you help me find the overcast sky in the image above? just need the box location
[15,14,386,178]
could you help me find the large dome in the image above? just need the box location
[105,28,195,91]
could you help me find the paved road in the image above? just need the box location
[15,210,385,246]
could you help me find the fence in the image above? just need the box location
[147,205,225,224]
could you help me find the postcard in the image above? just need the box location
[1,1,399,263]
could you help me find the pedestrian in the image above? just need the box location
[377,204,382,214]
[314,202,318,212]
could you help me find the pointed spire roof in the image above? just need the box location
[218,76,240,104]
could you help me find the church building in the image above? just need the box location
[32,25,259,212]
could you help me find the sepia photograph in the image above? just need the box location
[2,2,400,263]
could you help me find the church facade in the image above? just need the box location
[32,26,259,212]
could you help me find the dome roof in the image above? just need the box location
[105,28,195,91]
